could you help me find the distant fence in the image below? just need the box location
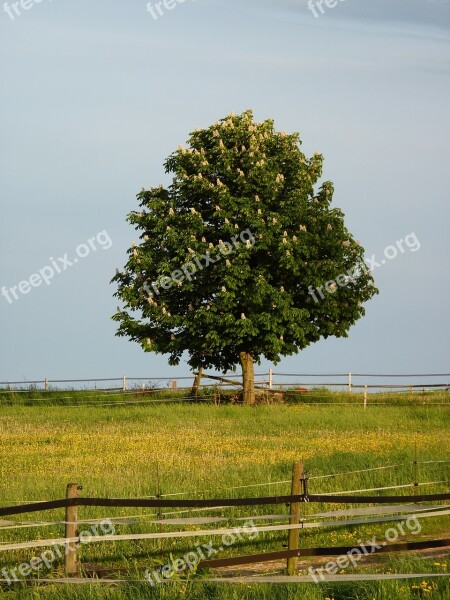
[1,462,449,584]
[0,371,449,396]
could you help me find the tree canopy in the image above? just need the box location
[112,110,378,403]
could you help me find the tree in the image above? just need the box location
[112,110,378,404]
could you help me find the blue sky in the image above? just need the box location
[1,0,449,385]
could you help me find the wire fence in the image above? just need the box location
[0,371,449,405]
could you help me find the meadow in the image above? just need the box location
[0,389,448,599]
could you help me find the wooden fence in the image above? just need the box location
[1,463,449,584]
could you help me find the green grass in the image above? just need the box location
[0,391,448,598]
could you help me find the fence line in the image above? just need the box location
[1,462,449,582]
[1,573,449,585]
[1,371,448,394]
[2,510,450,553]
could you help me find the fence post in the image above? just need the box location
[287,462,303,575]
[122,375,126,392]
[364,385,368,409]
[44,378,49,392]
[413,442,418,496]
[65,483,81,576]
[348,372,352,393]
[269,369,273,390]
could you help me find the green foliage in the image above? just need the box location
[112,110,378,372]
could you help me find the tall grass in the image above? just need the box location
[0,393,448,598]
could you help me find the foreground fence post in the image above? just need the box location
[65,483,81,576]
[364,385,368,409]
[287,462,303,575]
[348,372,352,393]
[122,375,127,392]
[269,369,273,390]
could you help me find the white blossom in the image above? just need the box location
[241,313,246,320]
[327,224,332,230]
[343,240,351,247]
[190,207,197,213]
[221,286,227,293]
[187,247,195,254]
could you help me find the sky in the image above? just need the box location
[1,0,449,388]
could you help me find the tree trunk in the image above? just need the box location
[240,351,255,405]
[191,367,203,398]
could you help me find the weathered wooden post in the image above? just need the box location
[364,385,368,409]
[287,462,303,575]
[122,375,127,392]
[348,372,352,393]
[65,483,81,576]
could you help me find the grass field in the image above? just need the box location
[0,390,449,599]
